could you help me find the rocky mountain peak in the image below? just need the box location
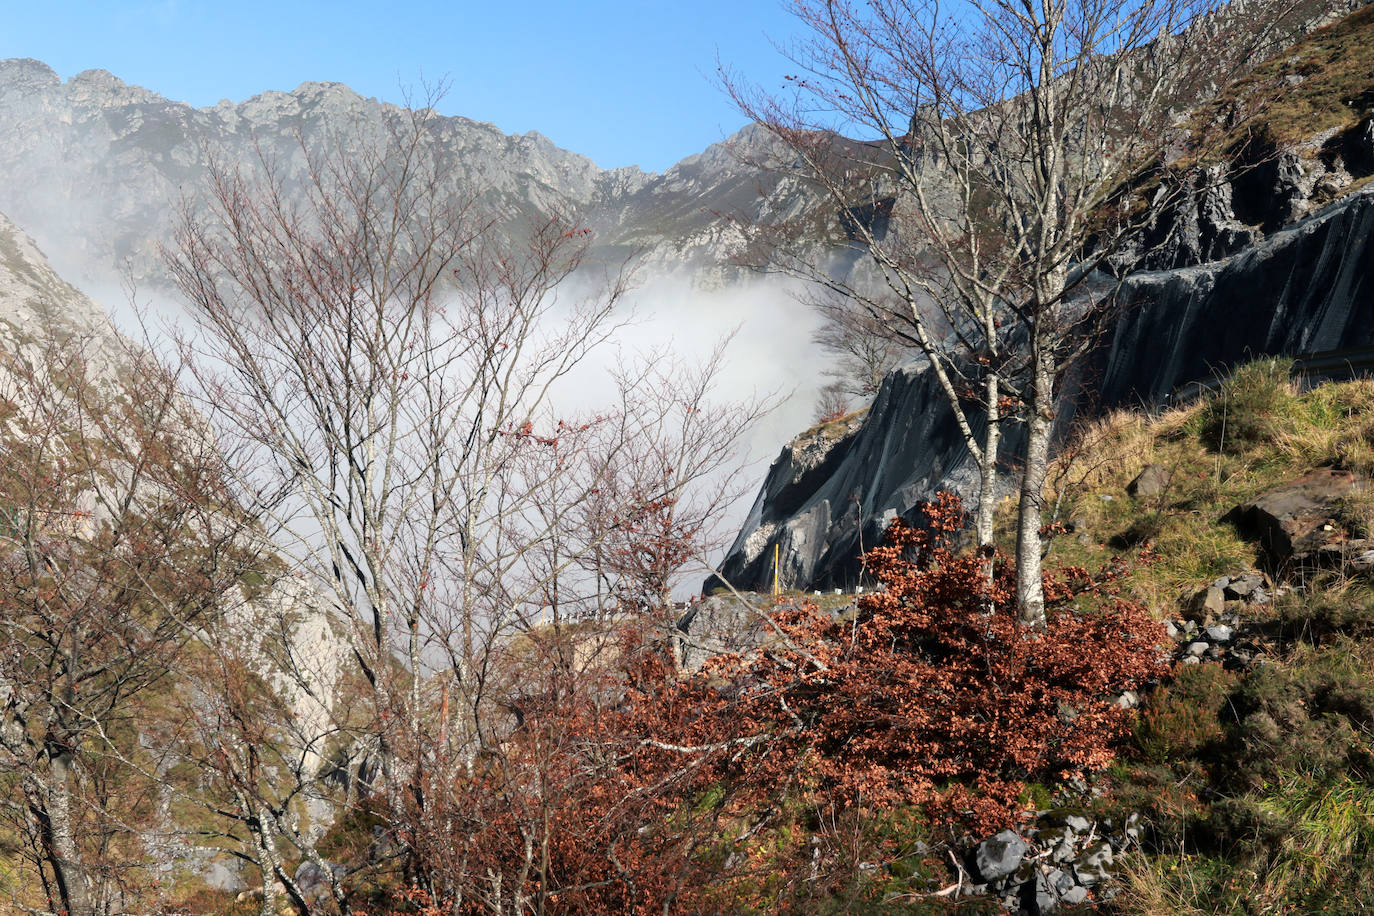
[234,78,376,123]
[0,58,59,91]
[67,67,166,107]
[71,67,122,87]
[671,122,777,173]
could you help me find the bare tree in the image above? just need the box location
[809,288,911,409]
[730,0,1307,624]
[594,345,770,615]
[164,92,767,909]
[0,324,257,916]
[726,114,1016,554]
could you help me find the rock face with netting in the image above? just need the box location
[718,189,1374,593]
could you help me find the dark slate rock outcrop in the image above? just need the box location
[1088,187,1374,408]
[710,357,989,591]
[716,189,1374,592]
[1223,468,1365,570]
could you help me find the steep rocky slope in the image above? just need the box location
[0,203,356,713]
[1036,371,1374,913]
[0,211,357,896]
[717,185,1374,592]
[0,207,111,337]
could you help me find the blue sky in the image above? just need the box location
[0,0,804,173]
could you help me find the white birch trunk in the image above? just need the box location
[1015,337,1056,629]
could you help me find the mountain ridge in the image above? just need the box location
[0,57,804,293]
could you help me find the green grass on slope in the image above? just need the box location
[1024,365,1374,915]
[1031,360,1374,610]
[1206,2,1374,149]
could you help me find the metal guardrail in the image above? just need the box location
[1168,345,1374,403]
[1291,345,1374,380]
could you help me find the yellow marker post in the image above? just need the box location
[773,543,780,597]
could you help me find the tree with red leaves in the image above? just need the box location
[385,494,1166,913]
[375,610,767,915]
[705,493,1168,835]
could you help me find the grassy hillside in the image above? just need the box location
[1201,2,1374,149]
[1042,361,1374,606]
[1171,0,1374,214]
[1028,364,1374,913]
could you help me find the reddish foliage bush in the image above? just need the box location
[708,493,1168,833]
[816,404,850,424]
[389,620,753,915]
[382,494,1166,911]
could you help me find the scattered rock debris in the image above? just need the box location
[961,808,1142,913]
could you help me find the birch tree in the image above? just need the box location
[731,0,1306,624]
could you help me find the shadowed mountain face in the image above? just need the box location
[714,188,1374,592]
[0,59,810,293]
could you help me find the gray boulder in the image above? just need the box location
[1191,585,1226,619]
[1073,841,1115,887]
[200,858,244,893]
[675,595,777,672]
[975,829,1029,882]
[1061,885,1089,905]
[294,860,345,904]
[1223,573,1264,598]
[1204,624,1234,643]
[1127,464,1172,499]
[1029,868,1079,913]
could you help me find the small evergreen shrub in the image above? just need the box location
[1133,663,1238,763]
[1277,578,1374,639]
[1223,641,1374,790]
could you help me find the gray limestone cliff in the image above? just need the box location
[0,207,110,337]
[0,60,806,291]
[715,187,1374,591]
